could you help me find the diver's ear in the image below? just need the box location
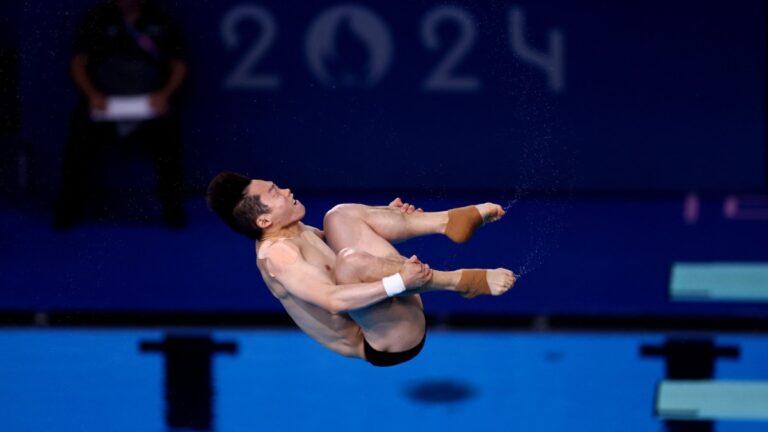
[256,214,272,229]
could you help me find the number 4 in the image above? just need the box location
[509,7,565,93]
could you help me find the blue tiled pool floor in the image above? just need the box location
[1,329,766,432]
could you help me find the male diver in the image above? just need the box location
[207,172,516,366]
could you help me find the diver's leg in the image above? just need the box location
[323,202,505,251]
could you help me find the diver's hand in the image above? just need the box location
[389,197,423,214]
[399,255,432,288]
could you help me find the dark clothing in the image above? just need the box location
[0,2,20,137]
[74,2,184,95]
[363,333,426,367]
[57,106,185,225]
[56,2,186,227]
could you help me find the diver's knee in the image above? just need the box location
[334,248,371,283]
[324,204,364,225]
[336,247,371,268]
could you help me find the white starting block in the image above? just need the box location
[656,380,768,421]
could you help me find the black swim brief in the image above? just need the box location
[363,333,426,367]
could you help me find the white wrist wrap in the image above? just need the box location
[382,273,406,297]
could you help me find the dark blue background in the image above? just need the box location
[2,0,766,319]
[13,0,765,195]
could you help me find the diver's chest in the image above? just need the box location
[298,237,337,273]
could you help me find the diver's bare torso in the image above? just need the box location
[256,224,363,357]
[255,223,424,358]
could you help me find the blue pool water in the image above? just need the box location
[1,329,766,432]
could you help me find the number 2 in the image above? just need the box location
[221,4,281,90]
[421,6,480,92]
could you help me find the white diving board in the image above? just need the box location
[670,263,768,302]
[656,380,768,421]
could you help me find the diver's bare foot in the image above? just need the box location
[476,203,506,225]
[456,268,516,298]
[486,268,516,295]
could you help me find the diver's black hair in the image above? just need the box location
[206,171,269,240]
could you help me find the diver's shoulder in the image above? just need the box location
[257,237,301,259]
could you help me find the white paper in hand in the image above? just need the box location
[91,94,157,122]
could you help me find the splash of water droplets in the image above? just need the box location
[502,199,519,212]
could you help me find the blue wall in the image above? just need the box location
[5,0,767,318]
[13,0,766,196]
[3,195,768,319]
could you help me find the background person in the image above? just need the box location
[55,0,187,228]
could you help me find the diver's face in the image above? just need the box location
[246,179,305,231]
